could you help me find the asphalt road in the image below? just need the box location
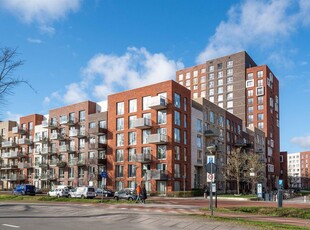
[0,202,252,230]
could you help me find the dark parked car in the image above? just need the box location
[113,188,137,201]
[95,188,114,197]
[13,184,36,196]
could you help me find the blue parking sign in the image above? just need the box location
[101,171,107,178]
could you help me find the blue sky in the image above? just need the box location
[0,0,309,154]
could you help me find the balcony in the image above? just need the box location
[148,134,167,144]
[88,142,106,150]
[57,161,67,168]
[38,162,48,168]
[18,151,28,157]
[69,129,87,138]
[18,162,32,169]
[204,129,219,138]
[2,151,18,158]
[59,116,76,126]
[41,147,50,155]
[1,164,18,169]
[132,118,151,129]
[42,120,58,129]
[148,96,167,110]
[136,153,151,163]
[77,159,86,166]
[18,138,33,145]
[50,133,66,140]
[1,140,17,148]
[12,126,27,134]
[88,126,106,135]
[148,170,168,180]
[68,158,77,166]
[59,145,69,152]
[34,136,49,143]
[49,160,58,166]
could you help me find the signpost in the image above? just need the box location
[278,179,283,208]
[206,155,216,216]
[100,171,107,203]
[257,183,263,198]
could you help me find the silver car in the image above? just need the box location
[47,188,69,198]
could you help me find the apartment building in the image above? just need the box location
[280,151,288,189]
[176,51,280,191]
[287,152,301,188]
[300,151,310,189]
[107,80,191,194]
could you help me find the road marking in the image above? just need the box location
[2,224,20,228]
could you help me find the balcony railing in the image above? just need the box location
[88,126,106,135]
[18,138,33,145]
[42,120,58,129]
[132,118,151,129]
[69,129,87,138]
[1,164,18,169]
[88,142,106,150]
[77,159,86,166]
[18,162,32,169]
[34,136,49,143]
[136,153,151,163]
[147,134,167,144]
[68,159,77,166]
[1,140,17,148]
[1,151,18,158]
[148,96,167,110]
[59,145,69,152]
[12,126,27,134]
[147,170,168,180]
[59,116,76,126]
[50,133,66,140]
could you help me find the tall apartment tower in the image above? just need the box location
[107,80,191,194]
[176,51,280,191]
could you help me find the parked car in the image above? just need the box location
[68,186,96,199]
[95,188,114,197]
[47,188,69,198]
[114,188,137,201]
[35,187,43,194]
[12,184,36,196]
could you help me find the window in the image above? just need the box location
[209,96,214,102]
[218,87,223,94]
[157,110,166,124]
[217,63,223,70]
[28,122,33,131]
[157,145,166,159]
[142,129,151,144]
[227,60,233,68]
[227,85,233,92]
[258,105,264,110]
[227,77,233,83]
[227,68,233,76]
[79,110,85,122]
[209,88,214,95]
[258,122,264,129]
[184,114,187,128]
[184,97,187,111]
[201,83,206,90]
[116,149,124,162]
[227,92,233,100]
[248,89,254,97]
[246,80,254,87]
[174,164,181,178]
[257,70,263,78]
[116,133,124,146]
[185,72,190,79]
[117,102,124,115]
[99,120,106,128]
[184,131,187,145]
[218,71,223,78]
[68,167,74,178]
[209,81,214,88]
[193,85,198,90]
[218,94,223,102]
[256,87,264,96]
[218,79,223,86]
[128,148,136,162]
[174,93,181,108]
[197,135,202,148]
[78,167,84,178]
[128,132,136,145]
[258,96,264,104]
[201,68,206,73]
[258,79,264,87]
[209,65,214,72]
[128,115,137,129]
[128,165,136,178]
[248,115,254,122]
[196,119,202,133]
[129,99,137,113]
[116,118,124,131]
[201,76,206,83]
[258,113,264,120]
[185,80,190,86]
[178,74,183,81]
[227,101,233,108]
[174,111,181,126]
[201,91,206,98]
[209,73,214,80]
[210,111,214,123]
[248,106,254,113]
[193,77,198,84]
[174,128,181,143]
[174,146,180,160]
[247,73,253,80]
[142,96,151,110]
[248,98,254,105]
[116,165,123,178]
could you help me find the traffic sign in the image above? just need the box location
[101,171,107,178]
[278,179,283,189]
[257,183,263,198]
[207,173,215,182]
[206,163,216,173]
[207,155,215,164]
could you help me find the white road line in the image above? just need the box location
[2,224,20,228]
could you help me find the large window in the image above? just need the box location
[79,110,85,122]
[129,115,137,129]
[128,148,136,162]
[174,93,181,108]
[197,135,202,148]
[174,146,180,160]
[128,132,137,145]
[257,113,264,120]
[142,129,151,144]
[116,133,124,146]
[174,111,181,126]
[196,119,202,133]
[116,118,124,131]
[174,164,181,178]
[117,102,124,115]
[157,145,166,159]
[129,99,137,113]
[257,70,263,78]
[142,96,151,110]
[157,110,166,124]
[116,165,124,178]
[210,111,214,124]
[128,165,136,178]
[174,128,181,143]
[116,149,124,162]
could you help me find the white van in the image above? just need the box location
[68,186,96,199]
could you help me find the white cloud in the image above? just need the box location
[63,83,88,104]
[1,0,81,24]
[196,0,308,63]
[5,111,22,122]
[38,25,56,35]
[27,37,42,44]
[291,136,310,148]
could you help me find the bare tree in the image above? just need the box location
[0,47,34,114]
[243,151,266,194]
[224,147,247,194]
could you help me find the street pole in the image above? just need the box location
[209,165,213,216]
